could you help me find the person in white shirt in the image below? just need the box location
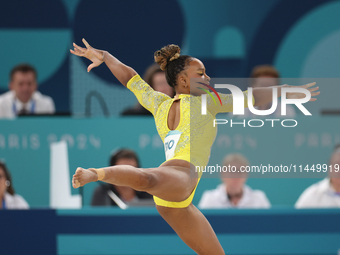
[295,145,340,208]
[0,161,29,209]
[198,153,271,209]
[0,64,55,119]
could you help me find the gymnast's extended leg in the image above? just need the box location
[72,164,225,254]
[72,162,197,205]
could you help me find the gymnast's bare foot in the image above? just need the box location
[72,167,98,188]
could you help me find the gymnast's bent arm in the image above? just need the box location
[70,38,137,87]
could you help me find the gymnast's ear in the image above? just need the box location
[178,74,188,87]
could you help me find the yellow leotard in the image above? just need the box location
[127,75,253,208]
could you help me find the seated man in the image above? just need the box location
[91,149,153,206]
[0,64,55,118]
[295,145,340,208]
[198,153,271,209]
[231,65,296,118]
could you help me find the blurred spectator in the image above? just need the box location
[295,145,340,208]
[121,63,174,116]
[0,64,55,118]
[91,149,153,206]
[198,154,271,209]
[0,161,29,209]
[236,65,296,118]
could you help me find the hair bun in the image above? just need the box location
[154,44,181,70]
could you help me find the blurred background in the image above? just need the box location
[1,0,340,115]
[1,0,340,254]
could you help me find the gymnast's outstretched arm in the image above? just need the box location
[252,83,320,106]
[70,38,137,86]
[70,38,170,115]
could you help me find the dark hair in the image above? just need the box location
[154,44,192,88]
[0,161,15,195]
[10,63,37,81]
[109,149,140,167]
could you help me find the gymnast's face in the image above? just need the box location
[179,58,210,96]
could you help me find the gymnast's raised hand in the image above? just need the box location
[70,38,104,72]
[285,82,320,101]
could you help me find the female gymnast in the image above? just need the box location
[71,39,319,255]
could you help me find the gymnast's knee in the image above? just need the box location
[135,168,157,191]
